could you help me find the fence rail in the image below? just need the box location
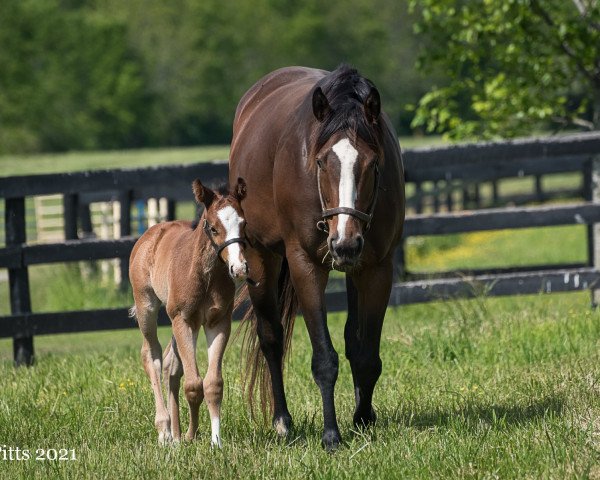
[2,132,600,365]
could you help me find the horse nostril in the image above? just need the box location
[356,234,364,252]
[229,265,235,276]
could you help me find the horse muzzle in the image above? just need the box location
[228,260,249,280]
[329,234,364,268]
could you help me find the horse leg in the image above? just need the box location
[247,247,292,435]
[287,250,340,450]
[171,315,203,441]
[136,291,172,444]
[345,260,393,428]
[203,315,231,447]
[163,336,183,442]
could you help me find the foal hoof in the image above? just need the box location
[273,414,292,437]
[158,431,173,446]
[353,407,377,429]
[321,429,342,452]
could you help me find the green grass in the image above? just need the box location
[406,225,588,272]
[0,145,230,177]
[0,292,599,478]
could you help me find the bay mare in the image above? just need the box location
[230,65,405,449]
[129,178,248,446]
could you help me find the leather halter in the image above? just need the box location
[316,162,380,233]
[203,219,246,262]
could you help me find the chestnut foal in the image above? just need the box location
[129,178,248,446]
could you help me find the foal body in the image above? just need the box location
[129,179,247,446]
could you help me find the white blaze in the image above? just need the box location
[216,205,245,276]
[332,138,358,241]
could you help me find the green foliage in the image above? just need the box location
[0,0,149,153]
[0,0,429,153]
[409,0,600,139]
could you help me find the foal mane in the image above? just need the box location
[310,65,384,169]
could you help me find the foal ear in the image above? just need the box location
[235,177,247,201]
[312,87,330,122]
[364,87,381,123]
[192,179,215,208]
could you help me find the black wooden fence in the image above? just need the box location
[1,132,600,365]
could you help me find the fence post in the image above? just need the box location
[492,180,499,207]
[415,182,423,214]
[78,202,94,238]
[63,193,79,240]
[5,197,34,366]
[586,157,600,306]
[535,174,543,203]
[166,199,176,221]
[393,242,406,282]
[118,190,132,289]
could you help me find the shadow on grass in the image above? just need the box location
[379,395,565,431]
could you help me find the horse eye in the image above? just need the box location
[316,158,325,170]
[210,226,218,235]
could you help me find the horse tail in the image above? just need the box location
[235,258,298,420]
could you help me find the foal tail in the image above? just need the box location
[235,259,298,420]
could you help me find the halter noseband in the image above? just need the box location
[316,162,380,234]
[203,219,247,262]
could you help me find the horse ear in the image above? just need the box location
[364,87,381,123]
[192,179,215,208]
[235,177,247,200]
[312,87,330,122]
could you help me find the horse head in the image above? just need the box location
[311,72,383,269]
[193,177,249,279]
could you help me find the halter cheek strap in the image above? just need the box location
[203,219,247,261]
[316,163,380,233]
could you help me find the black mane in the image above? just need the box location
[314,64,383,152]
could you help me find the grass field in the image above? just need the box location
[1,292,599,479]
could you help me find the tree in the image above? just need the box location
[409,0,600,139]
[0,0,149,153]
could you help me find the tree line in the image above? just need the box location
[0,0,426,154]
[1,0,597,154]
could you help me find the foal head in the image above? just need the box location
[311,66,383,269]
[192,178,249,280]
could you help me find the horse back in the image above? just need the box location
[130,221,196,303]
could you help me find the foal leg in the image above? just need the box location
[345,260,393,428]
[163,336,183,442]
[203,316,231,447]
[136,291,171,444]
[171,315,203,441]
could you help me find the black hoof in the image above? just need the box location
[353,407,377,429]
[322,429,342,451]
[273,413,292,437]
